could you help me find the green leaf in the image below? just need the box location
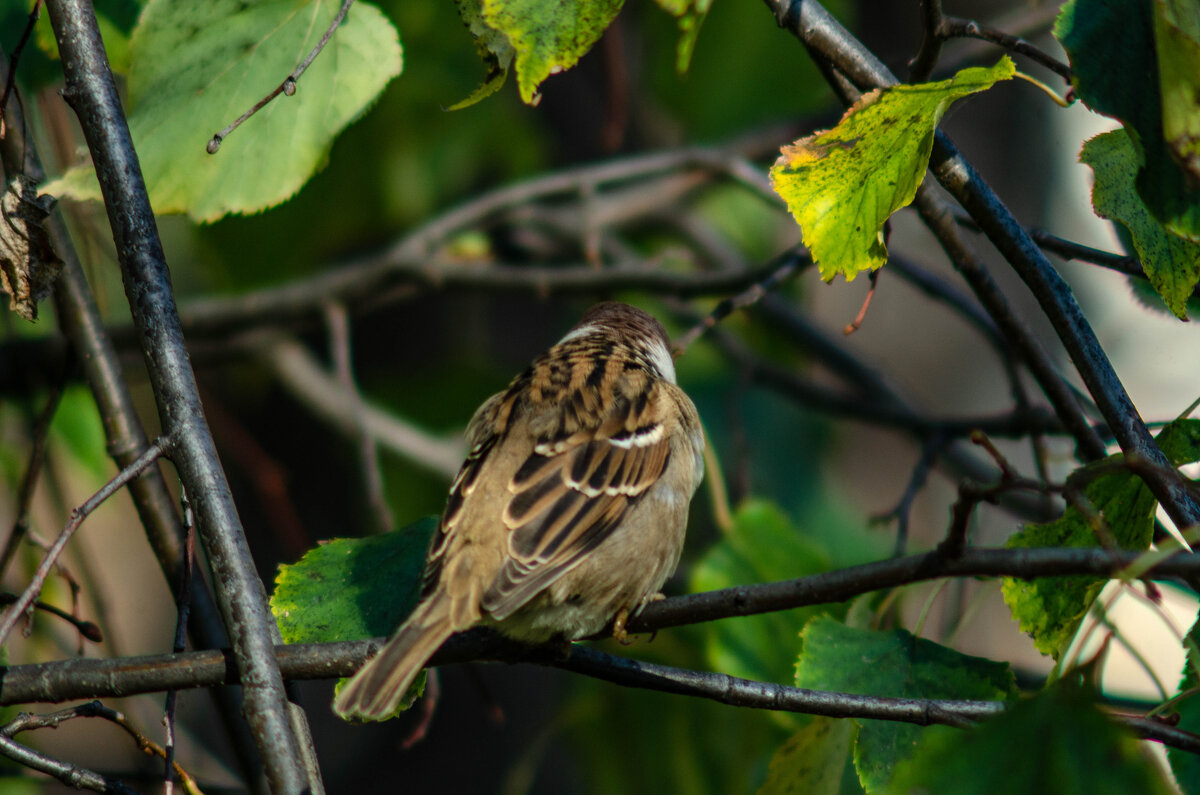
[770,57,1015,282]
[447,0,515,109]
[1002,419,1200,658]
[455,0,623,106]
[889,681,1172,795]
[271,517,436,644]
[690,500,830,685]
[652,0,712,72]
[1169,614,1200,794]
[1056,0,1200,241]
[50,387,111,482]
[758,717,857,795]
[30,0,139,73]
[1154,0,1200,189]
[1127,273,1200,320]
[794,616,1016,793]
[44,0,403,222]
[1082,129,1200,319]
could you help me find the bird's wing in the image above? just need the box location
[481,370,675,620]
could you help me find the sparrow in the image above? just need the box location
[334,302,705,720]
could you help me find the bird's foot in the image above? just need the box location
[612,607,635,645]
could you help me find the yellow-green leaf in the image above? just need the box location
[770,57,1015,282]
[455,0,623,106]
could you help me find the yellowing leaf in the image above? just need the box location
[770,57,1015,282]
[455,0,623,106]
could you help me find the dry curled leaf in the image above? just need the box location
[0,175,61,321]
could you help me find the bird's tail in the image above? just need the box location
[333,595,455,721]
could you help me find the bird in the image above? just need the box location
[334,302,705,721]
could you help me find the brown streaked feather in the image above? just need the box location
[421,390,508,598]
[480,374,675,620]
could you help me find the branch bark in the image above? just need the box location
[42,2,319,790]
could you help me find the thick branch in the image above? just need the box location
[1,608,1196,754]
[43,2,315,790]
[0,43,267,789]
[5,544,1199,705]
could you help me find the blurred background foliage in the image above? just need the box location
[5,0,1192,792]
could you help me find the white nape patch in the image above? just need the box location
[649,339,676,384]
[608,423,664,449]
[556,324,602,346]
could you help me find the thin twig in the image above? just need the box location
[163,490,195,795]
[258,335,464,479]
[843,268,879,334]
[709,326,1064,440]
[0,0,42,138]
[324,302,393,534]
[908,0,944,81]
[937,16,1072,81]
[873,435,944,557]
[2,701,204,794]
[0,377,66,579]
[0,435,170,645]
[0,592,101,641]
[207,0,356,153]
[0,732,138,794]
[672,247,813,353]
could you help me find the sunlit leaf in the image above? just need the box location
[271,516,436,644]
[454,0,622,106]
[44,0,403,222]
[770,58,1014,282]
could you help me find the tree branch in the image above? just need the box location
[0,436,169,645]
[0,732,138,794]
[5,544,1199,702]
[762,0,1200,534]
[42,2,317,790]
[2,601,1197,754]
[0,44,269,789]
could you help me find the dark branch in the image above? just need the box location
[42,1,314,789]
[937,16,1072,81]
[0,732,137,794]
[763,0,1200,534]
[2,595,1198,754]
